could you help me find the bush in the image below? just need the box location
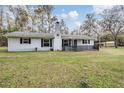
[93,44,99,50]
[0,36,7,47]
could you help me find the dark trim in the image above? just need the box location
[29,38,31,44]
[82,39,90,44]
[50,39,52,47]
[62,39,64,47]
[88,40,90,44]
[20,38,31,44]
[20,38,22,44]
[41,38,43,47]
[69,39,71,47]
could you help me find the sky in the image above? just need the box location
[52,5,113,31]
[53,5,93,31]
[0,5,114,31]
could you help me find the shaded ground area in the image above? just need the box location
[0,47,124,88]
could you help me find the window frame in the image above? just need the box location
[63,40,69,46]
[43,39,50,47]
[88,40,90,44]
[82,39,90,44]
[21,38,31,44]
[82,39,87,44]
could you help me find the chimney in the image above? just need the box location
[53,21,62,51]
[55,21,60,33]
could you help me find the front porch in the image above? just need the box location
[62,39,95,51]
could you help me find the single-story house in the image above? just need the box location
[5,22,96,52]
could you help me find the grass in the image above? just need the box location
[0,47,124,88]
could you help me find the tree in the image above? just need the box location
[0,6,3,33]
[0,6,8,46]
[100,6,124,48]
[80,13,102,48]
[18,7,29,31]
[6,12,11,32]
[60,19,69,34]
[50,16,58,33]
[34,5,45,32]
[9,5,29,31]
[9,5,19,31]
[71,29,79,35]
[26,6,37,32]
[44,5,54,32]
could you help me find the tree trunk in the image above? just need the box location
[48,14,51,33]
[98,35,101,48]
[114,38,118,48]
[31,22,34,32]
[0,9,3,33]
[41,14,44,30]
[15,18,18,31]
[105,41,107,47]
[48,21,51,33]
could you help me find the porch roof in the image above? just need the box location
[62,35,95,40]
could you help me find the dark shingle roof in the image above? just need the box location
[5,31,54,38]
[5,31,95,40]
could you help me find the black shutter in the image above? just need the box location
[50,39,52,47]
[69,39,71,46]
[20,38,22,44]
[41,38,43,47]
[62,39,64,47]
[88,40,90,44]
[29,38,31,44]
[82,39,84,44]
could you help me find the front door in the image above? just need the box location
[73,40,77,51]
[62,39,72,50]
[74,40,77,47]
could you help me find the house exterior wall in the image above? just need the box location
[8,37,95,52]
[77,39,94,46]
[77,39,94,50]
[8,38,52,52]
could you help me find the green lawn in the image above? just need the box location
[0,47,124,88]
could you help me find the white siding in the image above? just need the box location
[77,39,94,46]
[53,35,62,51]
[8,38,94,52]
[8,38,52,52]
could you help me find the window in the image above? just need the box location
[43,39,50,47]
[41,39,52,47]
[20,38,31,44]
[82,39,87,44]
[82,39,90,44]
[63,40,69,46]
